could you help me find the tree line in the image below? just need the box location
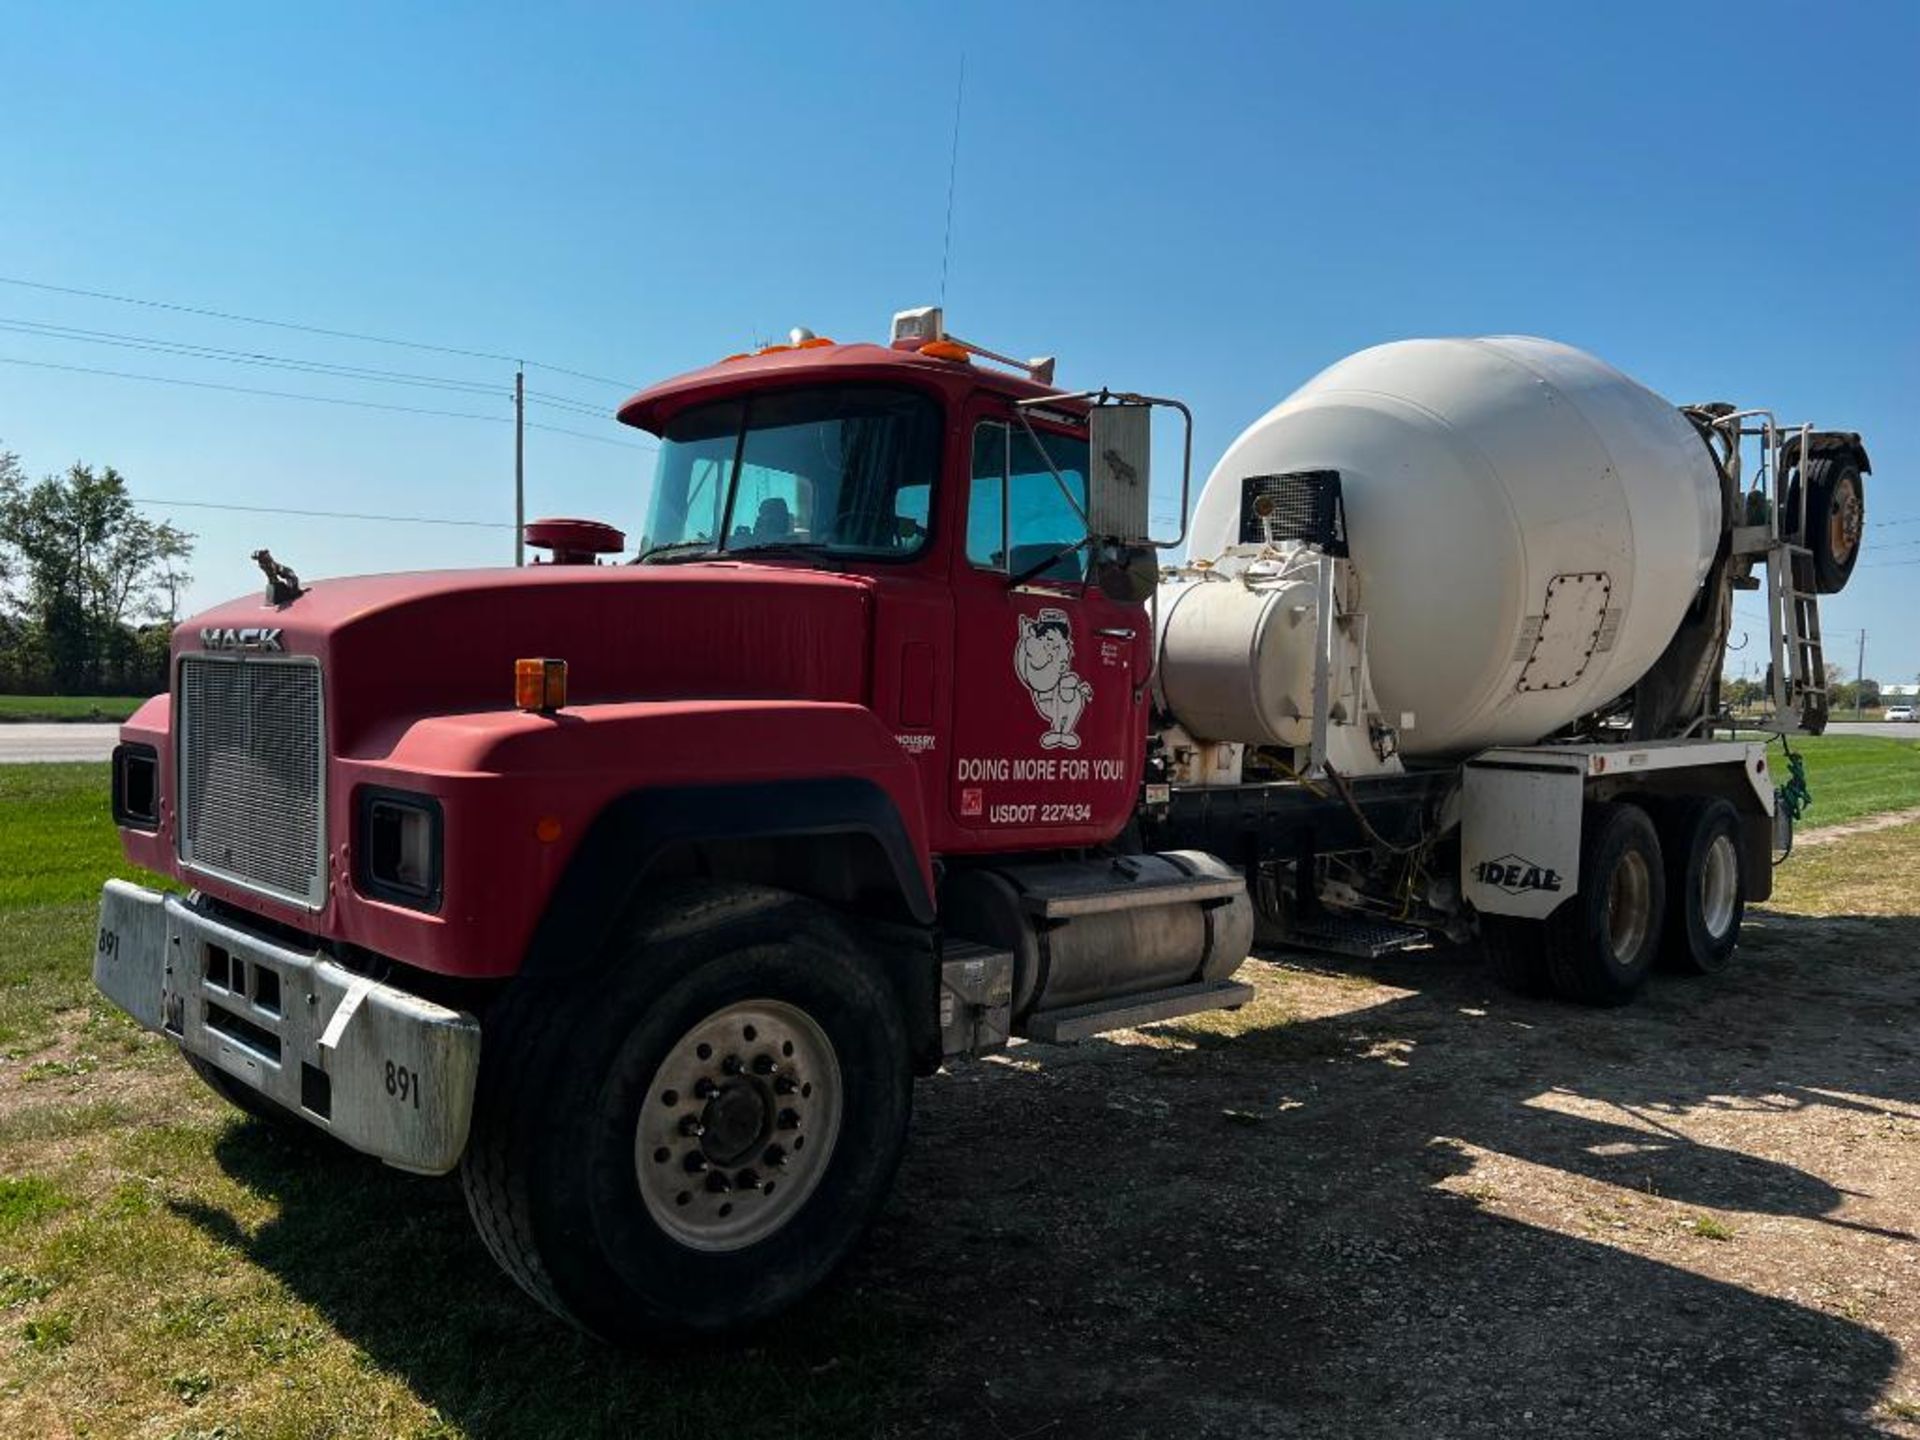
[0,443,192,696]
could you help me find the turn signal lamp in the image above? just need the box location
[917,339,972,363]
[515,657,568,713]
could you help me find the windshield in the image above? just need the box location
[640,385,941,561]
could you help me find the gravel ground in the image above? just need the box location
[844,829,1920,1439]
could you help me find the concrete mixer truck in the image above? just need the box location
[91,306,1869,1339]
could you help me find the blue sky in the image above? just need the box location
[2,2,1915,682]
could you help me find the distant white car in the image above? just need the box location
[1887,704,1917,722]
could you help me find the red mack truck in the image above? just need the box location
[93,307,1868,1340]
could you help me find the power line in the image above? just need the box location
[0,314,507,398]
[0,353,511,422]
[0,352,653,447]
[131,495,513,529]
[2,313,632,425]
[0,273,641,391]
[0,313,622,415]
[526,420,655,451]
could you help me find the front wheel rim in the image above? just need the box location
[1699,833,1739,939]
[635,998,843,1253]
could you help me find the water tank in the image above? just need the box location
[1183,337,1722,757]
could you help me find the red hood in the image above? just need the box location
[178,562,875,757]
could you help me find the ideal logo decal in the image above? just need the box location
[1472,853,1564,896]
[200,626,285,652]
[1015,608,1092,750]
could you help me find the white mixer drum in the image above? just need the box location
[1185,337,1722,757]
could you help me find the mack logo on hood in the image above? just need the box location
[200,626,285,652]
[1472,853,1564,895]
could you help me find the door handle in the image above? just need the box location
[1095,627,1137,639]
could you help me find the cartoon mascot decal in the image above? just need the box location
[1015,608,1093,750]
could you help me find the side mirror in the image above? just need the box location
[1092,542,1158,604]
[1087,403,1152,544]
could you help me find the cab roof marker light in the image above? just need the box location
[890,303,1057,385]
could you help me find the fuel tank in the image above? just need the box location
[941,851,1254,1024]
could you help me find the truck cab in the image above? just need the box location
[92,307,1252,1343]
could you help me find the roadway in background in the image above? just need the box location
[0,720,1912,765]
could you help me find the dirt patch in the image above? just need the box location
[1798,806,1920,846]
[855,904,1920,1439]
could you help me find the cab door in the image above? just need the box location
[945,396,1149,848]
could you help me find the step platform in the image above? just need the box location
[1023,978,1256,1044]
[1277,911,1427,959]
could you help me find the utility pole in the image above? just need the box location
[1856,628,1866,720]
[514,365,526,566]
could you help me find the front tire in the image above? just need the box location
[460,883,912,1343]
[184,1052,308,1130]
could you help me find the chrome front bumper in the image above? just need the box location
[94,879,481,1173]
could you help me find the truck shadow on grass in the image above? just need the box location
[171,908,1918,1439]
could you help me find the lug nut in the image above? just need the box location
[678,1115,706,1138]
[705,1171,733,1194]
[682,1152,709,1174]
[736,1168,760,1189]
[777,1108,801,1131]
[693,1077,718,1099]
[773,1076,798,1095]
[763,1144,788,1168]
[751,1054,777,1075]
[721,1054,744,1076]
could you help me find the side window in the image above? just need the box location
[966,421,1090,581]
[968,425,1008,568]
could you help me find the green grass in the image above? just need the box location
[0,742,1914,1437]
[1772,733,1920,829]
[0,695,148,724]
[0,760,917,1440]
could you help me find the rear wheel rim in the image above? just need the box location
[635,998,843,1253]
[1699,832,1739,939]
[1606,849,1652,964]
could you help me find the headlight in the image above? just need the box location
[112,743,159,830]
[356,788,443,911]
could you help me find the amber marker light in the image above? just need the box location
[515,657,568,713]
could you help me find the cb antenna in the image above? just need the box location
[939,54,966,308]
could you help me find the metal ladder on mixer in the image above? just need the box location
[1767,534,1828,733]
[1721,411,1827,733]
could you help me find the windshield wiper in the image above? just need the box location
[637,541,719,564]
[723,541,840,566]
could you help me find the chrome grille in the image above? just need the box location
[177,656,325,907]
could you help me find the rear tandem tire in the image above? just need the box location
[459,882,913,1344]
[1656,797,1746,975]
[1478,803,1666,1008]
[1544,802,1666,1006]
[1480,916,1553,998]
